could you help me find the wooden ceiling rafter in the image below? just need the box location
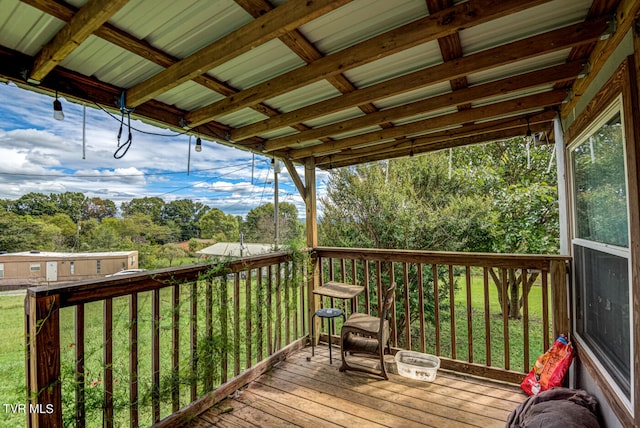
[231,16,609,145]
[317,117,555,169]
[29,0,130,82]
[185,0,552,128]
[265,61,583,152]
[425,0,471,111]
[125,0,352,107]
[235,0,394,142]
[21,0,320,140]
[288,90,567,160]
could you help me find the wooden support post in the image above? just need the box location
[27,293,62,428]
[304,158,320,345]
[550,260,569,339]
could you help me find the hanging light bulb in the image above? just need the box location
[525,116,532,139]
[195,137,202,152]
[53,91,64,120]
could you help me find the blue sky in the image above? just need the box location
[0,82,328,219]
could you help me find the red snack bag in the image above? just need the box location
[521,335,574,396]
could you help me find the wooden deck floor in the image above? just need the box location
[189,345,527,427]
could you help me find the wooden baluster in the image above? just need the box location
[75,304,85,428]
[390,262,397,348]
[276,263,282,351]
[267,265,273,355]
[350,259,356,285]
[417,263,425,353]
[329,257,334,282]
[245,269,252,369]
[234,273,240,376]
[220,276,228,383]
[541,269,550,351]
[340,258,346,283]
[190,283,197,402]
[550,260,569,340]
[483,267,491,367]
[364,260,370,314]
[256,268,263,361]
[205,279,213,391]
[522,268,530,371]
[465,266,473,363]
[448,265,456,360]
[104,298,113,428]
[151,290,160,423]
[501,269,510,370]
[130,293,139,427]
[172,285,180,412]
[284,262,290,344]
[376,260,382,315]
[403,262,411,350]
[433,264,440,356]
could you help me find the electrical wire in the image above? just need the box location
[114,106,133,159]
[0,163,251,178]
[93,101,193,138]
[155,163,253,197]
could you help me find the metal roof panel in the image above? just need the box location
[0,0,64,56]
[155,81,225,111]
[298,0,428,54]
[210,39,306,90]
[458,0,593,55]
[265,80,342,113]
[59,36,163,88]
[343,41,443,88]
[110,0,252,58]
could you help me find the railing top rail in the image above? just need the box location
[313,246,571,269]
[27,251,292,307]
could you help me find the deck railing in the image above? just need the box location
[25,248,570,427]
[25,252,309,428]
[314,247,571,383]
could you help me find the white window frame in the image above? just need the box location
[30,263,41,272]
[568,95,634,413]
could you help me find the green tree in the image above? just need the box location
[14,192,58,216]
[162,199,208,240]
[43,213,78,250]
[198,208,238,241]
[50,192,85,222]
[84,197,117,221]
[245,202,302,244]
[0,213,46,252]
[121,197,165,223]
[156,243,188,266]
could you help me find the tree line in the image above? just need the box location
[0,193,303,266]
[319,137,559,254]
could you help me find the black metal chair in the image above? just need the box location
[339,282,396,379]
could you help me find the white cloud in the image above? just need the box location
[0,83,327,219]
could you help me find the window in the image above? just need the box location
[70,261,75,275]
[570,96,632,402]
[0,263,3,278]
[96,260,101,274]
[30,263,41,272]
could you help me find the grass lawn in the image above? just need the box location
[0,293,27,428]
